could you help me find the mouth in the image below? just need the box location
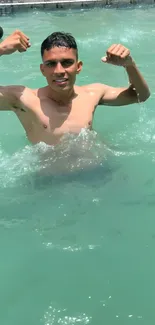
[53,78,68,86]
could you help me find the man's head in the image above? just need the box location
[40,32,82,91]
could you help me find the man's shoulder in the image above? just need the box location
[79,83,109,103]
[75,84,109,107]
[12,86,37,110]
[0,85,34,106]
[80,83,108,93]
[4,85,34,98]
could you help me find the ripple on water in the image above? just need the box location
[44,242,100,252]
[0,126,147,233]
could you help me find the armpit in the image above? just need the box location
[12,104,26,112]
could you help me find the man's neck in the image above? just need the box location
[46,86,76,106]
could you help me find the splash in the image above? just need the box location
[0,129,107,189]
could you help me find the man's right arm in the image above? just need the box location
[0,86,18,110]
[0,30,30,111]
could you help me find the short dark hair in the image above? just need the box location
[41,32,78,59]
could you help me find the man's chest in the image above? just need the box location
[27,97,95,131]
[49,104,94,134]
[16,91,97,143]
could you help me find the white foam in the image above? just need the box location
[0,129,107,188]
[43,303,91,325]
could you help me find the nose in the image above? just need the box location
[54,62,65,74]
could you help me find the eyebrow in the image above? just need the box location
[43,59,75,64]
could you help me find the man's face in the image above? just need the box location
[40,46,82,91]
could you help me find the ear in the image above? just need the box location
[76,61,83,74]
[40,63,46,77]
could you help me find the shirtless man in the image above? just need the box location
[0,30,150,145]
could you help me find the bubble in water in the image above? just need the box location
[43,303,91,325]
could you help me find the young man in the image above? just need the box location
[0,30,150,145]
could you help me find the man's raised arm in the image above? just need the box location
[0,30,30,110]
[99,44,150,106]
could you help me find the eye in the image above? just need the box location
[61,60,74,67]
[45,61,57,68]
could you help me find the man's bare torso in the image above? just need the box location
[13,85,102,145]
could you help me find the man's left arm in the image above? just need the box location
[98,44,150,106]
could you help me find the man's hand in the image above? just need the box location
[101,44,134,67]
[0,30,31,55]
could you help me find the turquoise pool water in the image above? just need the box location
[0,5,155,325]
